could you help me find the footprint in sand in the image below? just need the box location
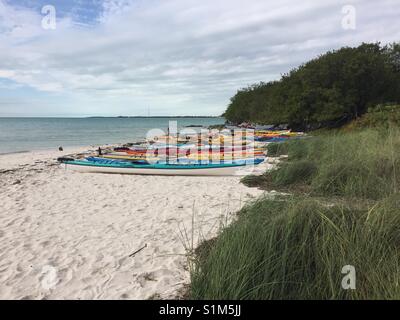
[136,272,157,287]
[40,240,51,248]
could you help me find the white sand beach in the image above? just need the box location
[0,147,268,300]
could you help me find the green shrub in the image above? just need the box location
[266,142,288,157]
[240,174,267,188]
[351,105,400,129]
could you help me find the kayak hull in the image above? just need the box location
[63,161,252,176]
[65,163,246,176]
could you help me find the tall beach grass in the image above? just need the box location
[245,127,400,199]
[191,126,400,299]
[191,195,400,299]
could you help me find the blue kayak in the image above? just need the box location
[62,157,263,176]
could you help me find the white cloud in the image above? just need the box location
[0,0,399,115]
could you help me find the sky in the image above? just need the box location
[0,0,399,117]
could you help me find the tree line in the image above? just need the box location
[223,43,400,130]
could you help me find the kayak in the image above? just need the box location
[62,157,254,176]
[102,154,159,161]
[187,152,265,160]
[101,152,265,162]
[89,156,265,165]
[255,137,289,142]
[117,145,264,154]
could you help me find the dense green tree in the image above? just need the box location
[224,43,400,129]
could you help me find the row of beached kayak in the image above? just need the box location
[59,129,304,176]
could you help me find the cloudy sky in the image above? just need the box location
[0,0,399,117]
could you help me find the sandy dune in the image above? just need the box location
[0,148,266,299]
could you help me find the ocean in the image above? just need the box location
[0,117,225,154]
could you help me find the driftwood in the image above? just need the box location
[129,244,147,257]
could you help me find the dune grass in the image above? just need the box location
[191,126,400,299]
[245,127,400,199]
[191,195,400,299]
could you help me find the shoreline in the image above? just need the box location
[0,117,226,157]
[0,144,126,171]
[0,150,31,156]
[0,143,128,158]
[0,144,268,299]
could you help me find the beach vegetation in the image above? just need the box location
[191,125,400,299]
[191,194,400,299]
[223,43,400,130]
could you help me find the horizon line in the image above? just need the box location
[0,115,225,118]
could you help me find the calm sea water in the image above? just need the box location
[0,117,225,154]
